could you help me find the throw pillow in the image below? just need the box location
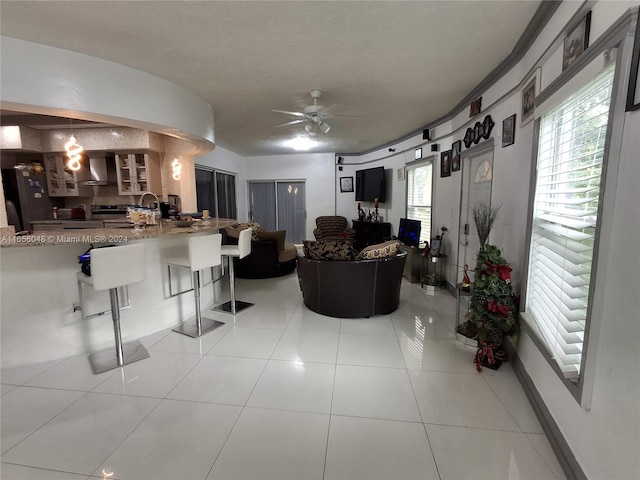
[256,230,286,252]
[357,240,400,260]
[303,240,357,261]
[230,222,263,241]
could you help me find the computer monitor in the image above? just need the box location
[398,218,421,248]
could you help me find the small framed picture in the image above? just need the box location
[451,140,461,172]
[414,147,422,160]
[563,11,591,71]
[440,150,452,178]
[339,176,353,193]
[469,97,482,117]
[502,114,516,147]
[521,72,538,127]
[397,166,406,181]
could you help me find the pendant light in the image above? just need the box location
[64,120,83,171]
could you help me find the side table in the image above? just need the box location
[420,253,446,288]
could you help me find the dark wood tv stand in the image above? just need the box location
[352,220,392,251]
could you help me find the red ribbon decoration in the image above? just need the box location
[475,340,497,372]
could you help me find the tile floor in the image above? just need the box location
[1,273,566,480]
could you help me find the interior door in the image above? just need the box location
[457,148,493,283]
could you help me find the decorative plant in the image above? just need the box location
[472,202,501,250]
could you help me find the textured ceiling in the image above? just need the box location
[0,1,542,156]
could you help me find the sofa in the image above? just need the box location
[297,240,406,318]
[221,224,297,279]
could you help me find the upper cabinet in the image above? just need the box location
[43,154,80,197]
[115,152,162,196]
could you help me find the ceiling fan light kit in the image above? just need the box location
[273,89,345,138]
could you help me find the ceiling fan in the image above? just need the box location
[273,90,350,135]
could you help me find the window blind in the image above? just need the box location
[406,161,432,244]
[526,64,614,381]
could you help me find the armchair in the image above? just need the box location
[313,216,356,242]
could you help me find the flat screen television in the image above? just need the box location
[398,218,421,247]
[355,166,386,203]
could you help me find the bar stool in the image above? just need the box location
[167,233,225,337]
[215,227,253,314]
[76,243,149,374]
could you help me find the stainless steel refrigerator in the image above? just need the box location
[2,167,57,231]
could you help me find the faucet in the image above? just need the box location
[137,191,161,227]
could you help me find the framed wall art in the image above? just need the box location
[502,114,516,147]
[626,6,640,111]
[469,97,482,117]
[339,176,353,193]
[451,140,461,172]
[440,150,452,178]
[563,11,591,71]
[521,70,539,127]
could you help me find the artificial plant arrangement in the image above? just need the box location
[456,202,518,371]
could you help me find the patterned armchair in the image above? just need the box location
[313,216,356,242]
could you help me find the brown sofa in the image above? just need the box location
[296,252,407,318]
[221,227,297,279]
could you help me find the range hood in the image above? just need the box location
[79,155,110,185]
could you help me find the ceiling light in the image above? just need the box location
[283,136,317,151]
[64,134,83,171]
[319,122,331,134]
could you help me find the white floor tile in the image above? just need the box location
[1,386,85,454]
[149,324,233,355]
[332,365,421,422]
[337,333,405,368]
[207,407,329,480]
[0,384,17,396]
[484,374,543,433]
[247,360,335,414]
[400,338,476,373]
[526,433,567,479]
[340,316,396,336]
[409,370,520,431]
[234,304,294,329]
[1,358,65,385]
[392,314,454,340]
[1,392,159,475]
[167,355,266,405]
[92,351,201,398]
[0,463,89,479]
[208,327,282,358]
[24,355,116,391]
[426,424,557,480]
[96,399,242,480]
[287,308,342,333]
[325,415,439,480]
[270,330,339,364]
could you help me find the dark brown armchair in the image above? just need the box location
[313,216,356,242]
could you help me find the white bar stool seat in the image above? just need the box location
[76,243,149,374]
[215,227,253,314]
[167,233,224,337]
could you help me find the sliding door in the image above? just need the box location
[248,181,306,243]
[195,166,237,219]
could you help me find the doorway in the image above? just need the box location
[195,167,237,219]
[248,181,306,244]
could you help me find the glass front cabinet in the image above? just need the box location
[43,154,80,197]
[115,152,162,196]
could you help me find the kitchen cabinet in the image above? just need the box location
[43,154,81,197]
[115,152,162,196]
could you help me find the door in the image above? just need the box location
[248,181,306,243]
[457,147,493,283]
[195,166,237,219]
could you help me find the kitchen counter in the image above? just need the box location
[1,218,237,247]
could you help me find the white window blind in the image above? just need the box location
[406,161,432,244]
[526,64,614,381]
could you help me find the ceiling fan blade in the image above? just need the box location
[322,104,364,118]
[272,109,305,117]
[276,119,305,127]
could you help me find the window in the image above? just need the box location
[406,160,433,245]
[195,167,237,219]
[248,181,306,244]
[524,64,615,382]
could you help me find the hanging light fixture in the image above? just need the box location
[171,158,182,180]
[64,120,83,171]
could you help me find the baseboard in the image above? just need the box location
[506,339,587,480]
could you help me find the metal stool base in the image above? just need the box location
[214,300,254,314]
[173,317,225,338]
[89,340,150,374]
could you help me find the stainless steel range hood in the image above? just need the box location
[79,155,110,185]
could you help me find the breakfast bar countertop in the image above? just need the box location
[0,218,237,248]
